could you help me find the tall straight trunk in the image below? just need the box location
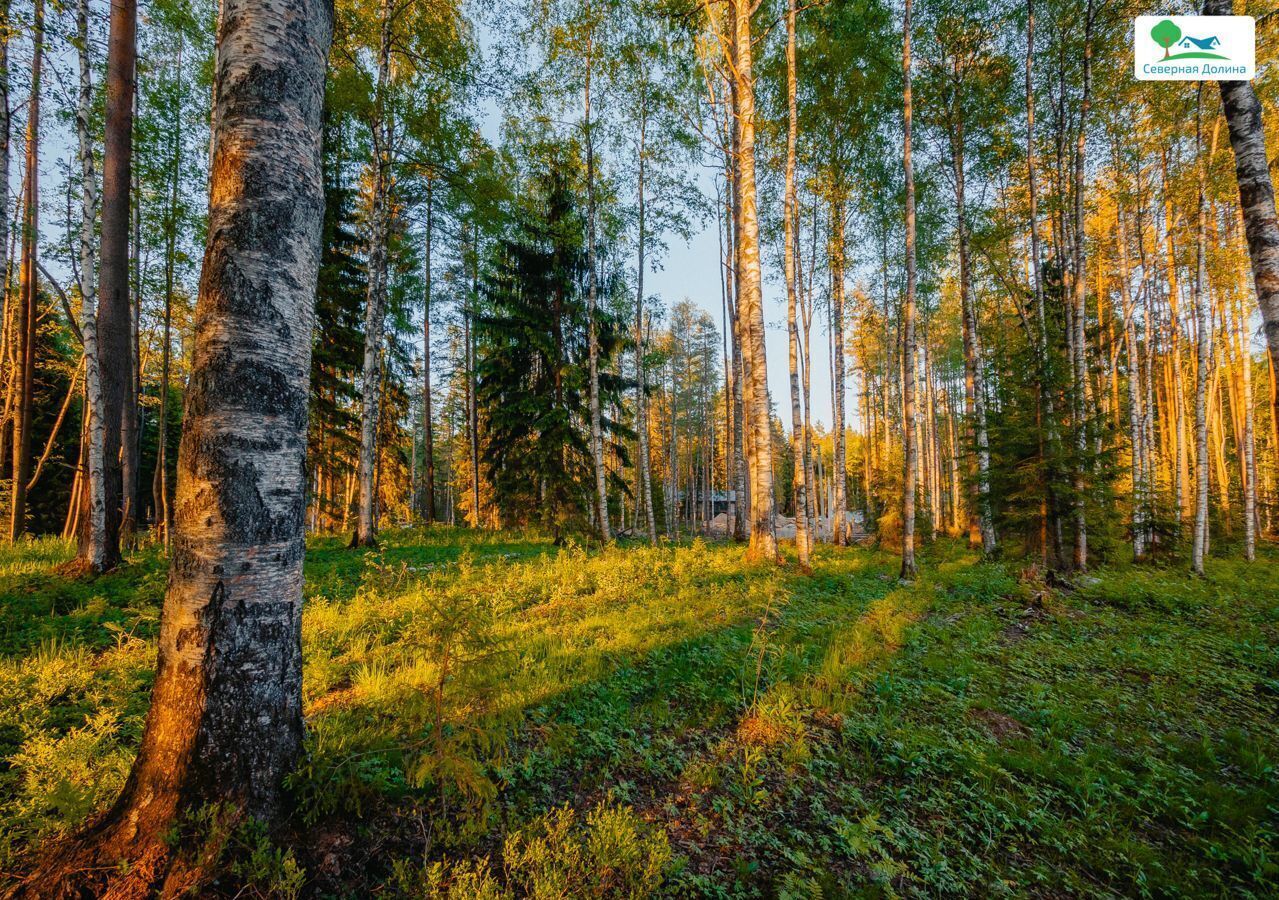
[422,175,435,523]
[19,3,332,894]
[93,0,136,568]
[1069,0,1093,571]
[153,40,182,548]
[9,0,41,542]
[1160,152,1191,525]
[784,0,809,567]
[636,107,658,546]
[1205,0,1279,470]
[1116,205,1148,560]
[830,194,849,546]
[0,0,8,383]
[353,0,393,548]
[900,0,918,579]
[71,0,109,570]
[1232,267,1258,559]
[468,226,480,525]
[727,164,748,542]
[122,138,142,548]
[953,126,995,555]
[584,31,610,543]
[1025,0,1055,567]
[1192,88,1211,575]
[730,0,776,562]
[800,200,817,551]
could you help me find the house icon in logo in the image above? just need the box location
[1152,19,1228,60]
[1179,35,1221,50]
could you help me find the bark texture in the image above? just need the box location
[15,2,332,895]
[90,0,137,569]
[1206,0,1279,472]
[731,0,777,562]
[784,0,809,567]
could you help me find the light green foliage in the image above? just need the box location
[0,530,1276,896]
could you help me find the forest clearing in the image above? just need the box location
[1,530,1276,896]
[1,0,1279,894]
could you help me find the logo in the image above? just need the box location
[1135,16,1255,80]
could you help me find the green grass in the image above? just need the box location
[0,528,1276,897]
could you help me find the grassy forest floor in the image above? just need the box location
[0,528,1276,898]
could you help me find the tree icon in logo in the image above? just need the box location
[1151,19,1182,59]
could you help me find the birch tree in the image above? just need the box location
[19,0,333,893]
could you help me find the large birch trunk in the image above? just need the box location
[17,2,332,894]
[70,0,111,571]
[1205,0,1279,482]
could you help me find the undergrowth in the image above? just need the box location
[0,528,1275,897]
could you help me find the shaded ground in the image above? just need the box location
[0,528,1276,897]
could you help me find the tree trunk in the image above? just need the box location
[9,0,40,543]
[354,0,393,549]
[829,194,849,547]
[422,175,435,523]
[153,40,182,549]
[730,0,776,562]
[584,31,611,543]
[68,0,111,572]
[16,2,332,894]
[953,121,995,556]
[1069,0,1093,571]
[1192,87,1211,575]
[784,0,809,567]
[1205,0,1279,483]
[900,0,918,579]
[636,109,658,546]
[91,0,136,569]
[1116,205,1148,560]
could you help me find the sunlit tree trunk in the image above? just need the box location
[730,0,776,561]
[9,0,41,543]
[91,0,136,568]
[1116,205,1148,560]
[17,2,332,894]
[830,194,849,546]
[1192,88,1211,575]
[784,0,809,567]
[67,0,110,571]
[354,0,393,548]
[899,0,918,578]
